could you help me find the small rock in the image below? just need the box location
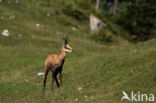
[18,34,22,37]
[37,72,44,76]
[36,1,42,6]
[36,23,40,27]
[2,29,9,37]
[9,16,12,19]
[0,16,4,19]
[72,27,76,31]
[131,70,134,77]
[56,31,60,34]
[12,15,15,19]
[27,5,30,8]
[24,79,28,82]
[84,95,88,98]
[31,35,36,38]
[46,13,50,17]
[74,98,78,102]
[40,25,43,28]
[8,0,11,4]
[10,15,15,20]
[78,87,83,91]
[15,0,18,4]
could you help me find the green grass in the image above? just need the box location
[0,0,156,103]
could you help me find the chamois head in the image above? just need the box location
[62,37,73,53]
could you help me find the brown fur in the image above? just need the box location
[43,38,72,92]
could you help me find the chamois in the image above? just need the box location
[43,37,73,92]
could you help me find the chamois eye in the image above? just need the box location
[64,46,67,49]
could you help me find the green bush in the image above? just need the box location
[92,27,115,43]
[62,3,88,21]
[116,0,156,41]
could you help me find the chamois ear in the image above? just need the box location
[62,37,66,45]
[62,37,68,45]
[65,36,68,44]
[62,37,65,41]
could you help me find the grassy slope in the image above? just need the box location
[0,1,156,103]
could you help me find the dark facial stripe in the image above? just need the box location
[64,46,71,50]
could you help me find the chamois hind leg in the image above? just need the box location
[43,67,49,92]
[51,72,55,91]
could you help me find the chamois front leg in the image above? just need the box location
[54,72,60,88]
[59,71,63,88]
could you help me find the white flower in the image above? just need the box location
[2,29,9,37]
[0,0,2,3]
[37,72,44,76]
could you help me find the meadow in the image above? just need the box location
[0,0,156,103]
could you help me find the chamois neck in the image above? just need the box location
[60,50,66,60]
